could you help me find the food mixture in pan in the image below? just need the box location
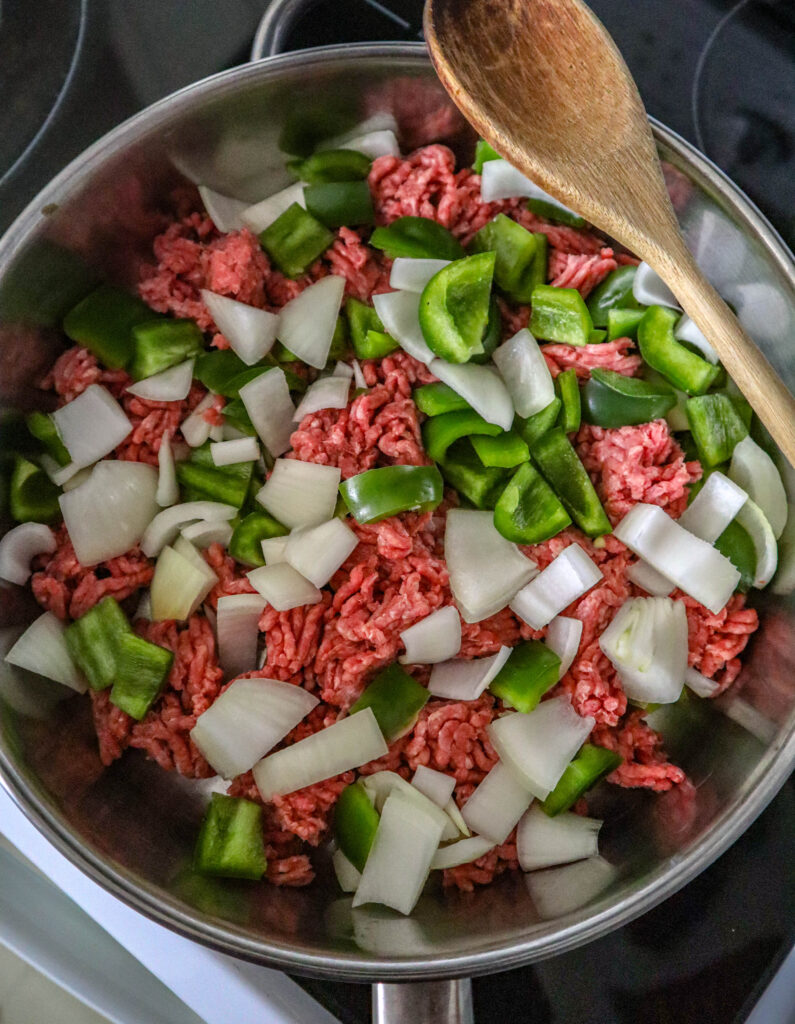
[3,119,787,916]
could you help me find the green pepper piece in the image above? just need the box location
[440,439,509,509]
[607,307,645,341]
[259,202,334,278]
[129,318,204,381]
[470,295,502,365]
[685,393,748,467]
[419,252,496,363]
[194,350,251,395]
[358,330,398,359]
[714,518,756,593]
[228,510,289,567]
[26,411,70,467]
[63,284,156,370]
[422,408,503,463]
[176,458,253,509]
[555,368,582,433]
[472,139,501,173]
[289,148,371,183]
[220,398,257,436]
[329,314,350,361]
[109,631,174,720]
[471,431,529,468]
[271,342,298,362]
[63,597,132,691]
[637,306,721,395]
[585,266,639,327]
[469,215,545,304]
[346,297,384,354]
[349,663,429,741]
[493,460,571,542]
[339,465,444,524]
[529,284,594,346]
[588,329,607,344]
[515,397,562,446]
[526,198,586,228]
[225,363,307,399]
[489,640,561,712]
[334,781,380,872]
[724,389,753,431]
[303,181,375,229]
[9,456,61,523]
[582,368,676,429]
[194,794,267,880]
[530,427,612,536]
[369,216,465,261]
[414,382,472,416]
[541,744,622,816]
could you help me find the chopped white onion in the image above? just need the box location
[361,770,456,840]
[240,182,306,234]
[431,834,495,870]
[126,359,194,402]
[411,765,456,808]
[4,612,85,693]
[201,290,279,366]
[60,461,158,566]
[180,391,218,448]
[735,497,778,588]
[191,676,317,779]
[510,544,602,630]
[678,470,748,543]
[210,436,260,466]
[372,290,434,365]
[134,590,152,621]
[352,790,445,915]
[322,113,400,149]
[674,314,719,363]
[399,605,462,665]
[445,509,537,623]
[197,185,248,233]
[215,594,266,679]
[684,666,720,699]
[517,804,602,872]
[239,368,295,458]
[428,645,512,701]
[256,459,341,529]
[631,262,681,309]
[330,129,400,159]
[729,436,787,539]
[487,697,595,800]
[156,433,179,507]
[52,385,132,469]
[277,276,346,369]
[545,616,583,679]
[492,328,555,418]
[429,359,514,431]
[352,359,367,390]
[247,562,322,610]
[626,559,673,596]
[284,518,358,588]
[599,596,688,703]
[665,390,690,433]
[150,544,216,621]
[181,519,233,548]
[292,376,350,420]
[141,500,237,558]
[444,797,470,837]
[41,456,83,488]
[253,706,388,800]
[0,523,56,585]
[480,160,582,223]
[332,361,354,380]
[261,535,289,564]
[526,856,617,918]
[332,848,362,893]
[208,423,224,442]
[614,503,740,613]
[389,258,450,293]
[461,760,534,844]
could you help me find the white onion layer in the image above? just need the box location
[674,314,719,363]
[517,804,602,872]
[544,616,583,679]
[216,594,266,680]
[678,470,747,543]
[246,562,322,610]
[431,835,495,871]
[181,519,233,548]
[197,185,249,233]
[526,856,617,919]
[277,276,346,369]
[141,500,237,558]
[256,459,341,529]
[361,771,456,839]
[333,129,400,159]
[599,596,688,704]
[292,376,351,420]
[261,535,289,564]
[389,258,450,292]
[150,544,216,621]
[461,761,534,844]
[201,290,279,365]
[480,160,582,222]
[156,433,179,507]
[684,666,720,698]
[729,436,787,538]
[492,329,556,418]
[240,182,306,234]
[332,849,362,893]
[399,605,462,665]
[735,498,778,588]
[428,646,512,702]
[210,437,260,466]
[5,612,86,693]
[411,766,456,808]
[631,262,681,309]
[180,392,218,448]
[239,368,295,458]
[372,290,434,365]
[429,360,514,431]
[52,385,132,469]
[352,359,367,390]
[0,523,56,585]
[510,544,602,630]
[284,518,358,588]
[626,559,674,596]
[126,360,194,402]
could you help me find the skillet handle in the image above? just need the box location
[372,979,474,1023]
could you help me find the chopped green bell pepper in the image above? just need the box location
[529,284,594,347]
[194,794,267,880]
[220,398,257,436]
[418,252,496,363]
[63,284,156,370]
[9,456,61,524]
[228,510,288,567]
[413,382,472,417]
[714,518,756,593]
[470,295,502,365]
[359,330,398,359]
[607,307,645,341]
[440,439,508,509]
[472,139,501,173]
[26,411,70,467]
[555,368,582,433]
[259,202,334,278]
[489,640,561,712]
[303,181,374,229]
[471,430,529,468]
[345,297,385,357]
[515,397,562,446]
[334,781,380,872]
[637,305,720,395]
[541,743,622,816]
[109,631,174,720]
[177,443,254,509]
[339,465,443,523]
[582,368,676,428]
[289,148,371,183]
[493,460,571,543]
[194,350,252,396]
[63,597,131,691]
[369,216,465,261]
[526,198,585,228]
[585,266,638,327]
[588,329,607,344]
[349,662,429,742]
[685,393,748,467]
[130,318,204,381]
[422,409,502,463]
[530,427,612,536]
[469,214,546,304]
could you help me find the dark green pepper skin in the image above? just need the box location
[303,181,375,229]
[529,285,594,346]
[414,382,472,416]
[489,640,561,712]
[422,409,502,463]
[607,307,645,341]
[194,794,267,880]
[470,295,502,365]
[472,139,501,173]
[714,519,756,592]
[418,252,496,363]
[369,216,465,261]
[349,662,429,742]
[339,465,444,523]
[493,461,571,543]
[469,214,546,304]
[26,411,70,466]
[130,318,204,381]
[530,427,612,536]
[637,305,720,395]
[9,456,61,524]
[289,148,371,183]
[685,393,748,467]
[229,511,288,567]
[259,202,334,278]
[334,782,380,872]
[63,284,156,370]
[526,198,585,228]
[582,368,676,428]
[471,430,529,468]
[541,744,622,816]
[555,368,582,433]
[515,398,562,446]
[586,266,639,327]
[440,439,509,510]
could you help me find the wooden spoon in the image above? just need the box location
[424,0,795,466]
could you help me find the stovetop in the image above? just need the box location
[1,2,793,1021]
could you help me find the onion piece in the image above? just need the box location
[389,258,450,293]
[428,645,512,701]
[60,461,159,566]
[674,314,718,363]
[41,456,83,488]
[247,562,322,611]
[631,262,681,309]
[526,856,617,918]
[181,519,233,548]
[284,518,358,588]
[215,593,266,679]
[134,590,152,621]
[399,605,462,665]
[678,470,748,543]
[361,770,457,841]
[487,697,595,800]
[735,497,778,588]
[480,160,582,222]
[517,804,602,872]
[330,128,400,159]
[728,436,787,538]
[599,596,688,703]
[445,509,538,623]
[180,392,218,448]
[0,523,56,585]
[52,384,132,469]
[332,361,354,380]
[684,666,720,699]
[614,502,740,613]
[431,835,495,871]
[292,376,350,421]
[201,290,279,366]
[444,797,470,837]
[429,359,514,431]
[156,433,179,507]
[256,458,341,529]
[197,185,248,233]
[321,113,399,150]
[126,359,194,402]
[5,611,86,693]
[510,544,602,630]
[253,707,388,800]
[141,500,237,558]
[261,535,289,564]
[240,182,306,234]
[461,761,534,844]
[492,328,555,418]
[352,790,445,915]
[372,290,434,365]
[545,616,583,679]
[332,848,362,893]
[150,544,216,621]
[352,359,367,390]
[210,437,260,467]
[191,676,318,778]
[626,559,673,596]
[278,276,346,369]
[239,368,295,458]
[411,766,456,808]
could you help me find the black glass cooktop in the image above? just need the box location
[0,2,792,1021]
